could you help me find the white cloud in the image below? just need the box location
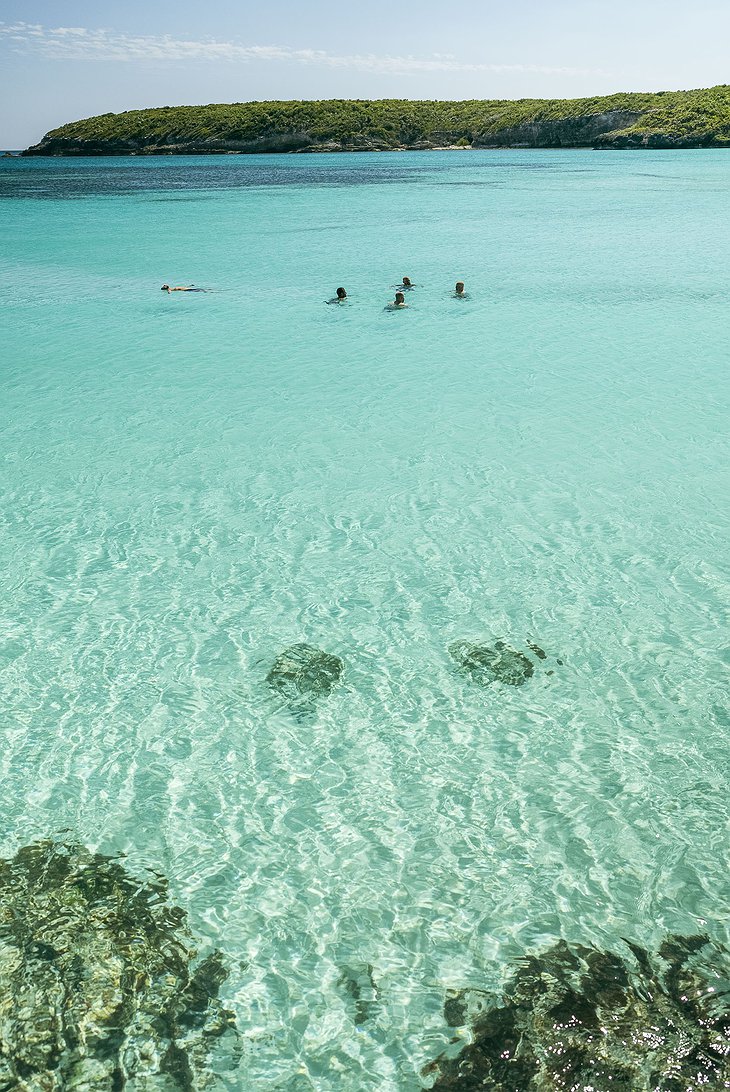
[0,21,607,78]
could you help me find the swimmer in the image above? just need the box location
[161,284,207,292]
[385,291,408,311]
[326,287,348,304]
[394,276,415,291]
[454,281,467,298]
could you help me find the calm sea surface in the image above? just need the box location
[1,151,729,1088]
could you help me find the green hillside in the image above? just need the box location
[23,86,730,155]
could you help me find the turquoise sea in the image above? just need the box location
[1,150,729,1088]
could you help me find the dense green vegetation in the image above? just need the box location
[24,86,730,154]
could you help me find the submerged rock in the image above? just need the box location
[425,935,730,1090]
[0,840,236,1090]
[449,639,535,687]
[266,643,344,702]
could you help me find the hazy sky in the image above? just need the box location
[2,0,729,147]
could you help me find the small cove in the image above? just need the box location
[1,149,729,1089]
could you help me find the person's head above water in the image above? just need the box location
[161,284,170,291]
[402,276,412,287]
[336,287,347,300]
[455,281,465,295]
[385,291,407,311]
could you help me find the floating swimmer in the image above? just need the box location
[161,284,207,292]
[454,281,467,298]
[394,276,415,291]
[326,287,348,304]
[385,291,408,311]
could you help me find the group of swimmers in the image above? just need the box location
[327,278,467,309]
[160,278,468,307]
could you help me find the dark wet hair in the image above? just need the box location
[395,292,405,304]
[402,276,412,286]
[161,284,170,290]
[455,281,465,293]
[336,287,347,299]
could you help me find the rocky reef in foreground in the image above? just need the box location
[0,835,728,1089]
[424,935,730,1090]
[22,86,730,155]
[0,840,236,1090]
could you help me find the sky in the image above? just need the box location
[2,0,730,147]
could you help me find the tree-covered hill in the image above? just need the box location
[23,86,730,155]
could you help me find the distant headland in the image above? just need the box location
[22,87,730,156]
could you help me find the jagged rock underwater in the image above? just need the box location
[0,840,237,1090]
[424,935,730,1090]
[266,643,344,704]
[21,86,730,154]
[448,639,538,687]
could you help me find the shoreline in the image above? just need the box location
[17,141,730,157]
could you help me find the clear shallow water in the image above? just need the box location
[1,150,729,1088]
